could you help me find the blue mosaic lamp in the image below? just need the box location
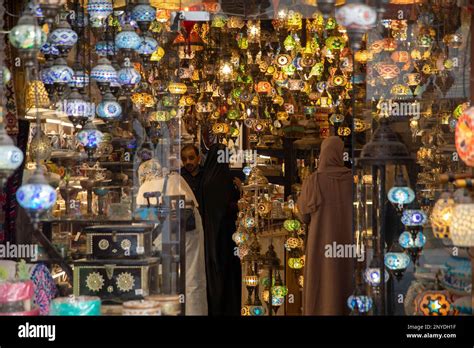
[132,0,156,32]
[40,40,59,59]
[137,34,158,65]
[96,92,122,121]
[68,63,90,92]
[115,24,141,53]
[65,89,94,127]
[363,262,389,289]
[91,57,117,93]
[117,62,141,93]
[384,251,410,280]
[87,0,113,28]
[399,231,426,249]
[0,123,24,186]
[49,57,74,96]
[95,40,116,57]
[347,294,373,314]
[387,169,415,210]
[77,121,103,159]
[16,166,57,228]
[401,209,427,227]
[49,19,78,56]
[9,10,47,67]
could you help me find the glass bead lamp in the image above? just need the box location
[0,123,24,186]
[132,0,156,32]
[49,19,78,57]
[115,24,141,54]
[450,204,474,247]
[430,193,455,239]
[87,0,113,28]
[399,230,426,263]
[96,91,122,121]
[76,121,103,159]
[16,166,57,228]
[40,40,59,59]
[9,11,47,67]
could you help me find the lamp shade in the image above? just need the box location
[137,35,159,55]
[450,204,474,247]
[48,58,74,84]
[387,186,415,206]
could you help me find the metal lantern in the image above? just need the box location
[430,193,455,239]
[37,0,66,24]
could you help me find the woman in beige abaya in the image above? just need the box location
[297,136,354,315]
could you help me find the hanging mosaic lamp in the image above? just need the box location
[68,62,90,92]
[335,1,377,50]
[95,39,116,57]
[387,170,415,209]
[132,0,156,32]
[384,251,410,280]
[16,166,57,227]
[450,204,474,247]
[37,0,66,23]
[430,193,455,239]
[49,57,74,96]
[347,294,373,314]
[0,123,24,186]
[65,89,94,127]
[115,24,141,54]
[49,19,78,57]
[117,62,141,93]
[137,34,159,64]
[40,39,59,59]
[91,57,117,93]
[9,10,47,67]
[96,91,122,121]
[455,106,474,166]
[76,121,103,159]
[87,0,113,28]
[401,209,427,227]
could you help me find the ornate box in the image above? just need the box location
[83,224,155,259]
[73,258,159,302]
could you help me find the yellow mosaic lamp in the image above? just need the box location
[25,80,51,116]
